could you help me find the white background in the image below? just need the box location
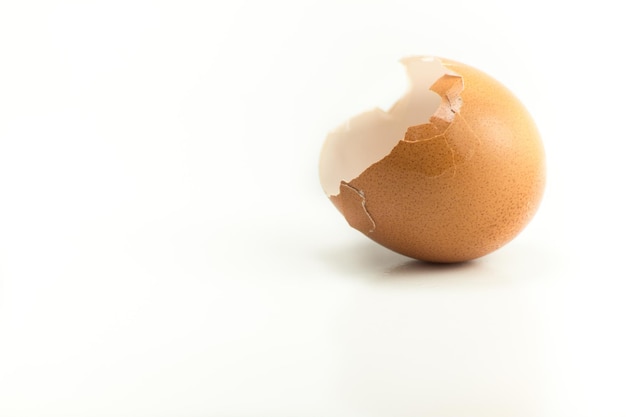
[1,1,624,416]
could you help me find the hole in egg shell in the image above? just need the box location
[319,56,546,263]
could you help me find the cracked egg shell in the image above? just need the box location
[319,56,545,263]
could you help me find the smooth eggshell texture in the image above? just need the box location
[324,57,546,263]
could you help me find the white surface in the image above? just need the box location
[0,1,624,416]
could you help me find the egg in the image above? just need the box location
[319,56,545,263]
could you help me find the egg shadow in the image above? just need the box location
[319,239,486,283]
[388,258,475,274]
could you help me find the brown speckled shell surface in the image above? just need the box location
[328,58,546,263]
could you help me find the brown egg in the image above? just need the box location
[319,56,546,263]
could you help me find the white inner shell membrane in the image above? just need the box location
[319,56,453,197]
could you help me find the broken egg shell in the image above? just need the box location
[320,56,546,263]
